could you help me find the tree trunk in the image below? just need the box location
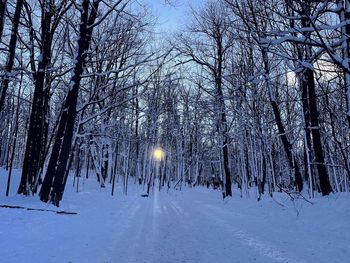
[6,70,21,196]
[0,0,24,113]
[300,76,314,188]
[216,41,232,197]
[0,0,7,41]
[39,0,100,206]
[18,1,53,195]
[304,68,332,195]
[299,4,332,196]
[216,30,232,196]
[262,48,303,191]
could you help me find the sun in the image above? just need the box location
[153,148,164,161]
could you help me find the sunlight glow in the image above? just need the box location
[153,148,165,161]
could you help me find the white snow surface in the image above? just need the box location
[0,169,349,263]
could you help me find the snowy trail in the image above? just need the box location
[193,201,305,263]
[107,189,304,263]
[1,178,349,263]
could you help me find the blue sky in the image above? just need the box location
[141,0,204,32]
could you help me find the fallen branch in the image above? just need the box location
[0,204,77,215]
[173,178,183,190]
[272,196,286,208]
[277,186,314,205]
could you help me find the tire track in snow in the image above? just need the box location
[112,193,161,263]
[167,199,244,263]
[104,196,142,261]
[164,199,213,263]
[199,203,306,263]
[169,200,187,217]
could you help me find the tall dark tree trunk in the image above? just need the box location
[304,68,332,195]
[270,100,303,191]
[18,1,53,195]
[301,74,314,187]
[101,142,109,180]
[300,4,332,196]
[0,0,7,41]
[39,0,101,206]
[262,49,303,191]
[6,69,21,196]
[135,92,142,183]
[222,130,232,196]
[216,38,232,197]
[0,0,24,114]
[285,1,311,189]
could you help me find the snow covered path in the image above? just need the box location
[0,175,349,263]
[111,190,302,263]
[110,190,272,263]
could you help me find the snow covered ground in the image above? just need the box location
[0,169,349,263]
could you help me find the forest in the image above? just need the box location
[1,0,350,206]
[1,1,350,262]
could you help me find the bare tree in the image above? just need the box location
[176,2,234,196]
[18,0,73,195]
[40,0,124,206]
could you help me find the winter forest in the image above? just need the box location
[0,0,349,262]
